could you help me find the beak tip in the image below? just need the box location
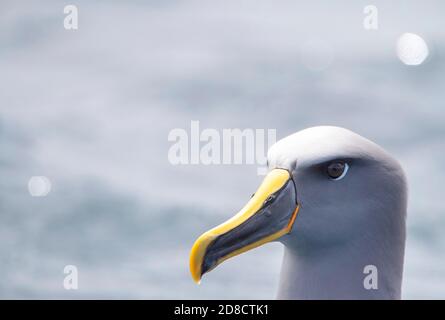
[189,247,203,284]
[190,232,215,284]
[190,270,202,284]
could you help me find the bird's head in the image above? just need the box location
[189,126,407,283]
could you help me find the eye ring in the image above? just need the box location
[327,162,349,180]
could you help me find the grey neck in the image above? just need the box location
[276,234,405,300]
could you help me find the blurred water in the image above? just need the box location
[0,0,444,299]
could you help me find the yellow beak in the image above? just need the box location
[189,168,299,283]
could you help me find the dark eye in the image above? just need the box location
[327,162,349,180]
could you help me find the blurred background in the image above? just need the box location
[0,0,444,299]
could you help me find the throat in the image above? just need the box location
[276,242,404,300]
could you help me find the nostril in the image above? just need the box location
[264,194,276,207]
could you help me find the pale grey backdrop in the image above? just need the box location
[0,0,444,298]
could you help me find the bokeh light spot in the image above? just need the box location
[397,33,429,66]
[28,176,52,197]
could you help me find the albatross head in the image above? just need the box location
[190,126,407,299]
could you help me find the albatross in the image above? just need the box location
[189,126,407,299]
